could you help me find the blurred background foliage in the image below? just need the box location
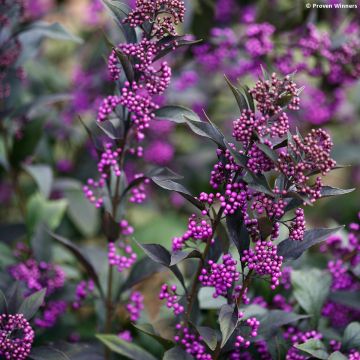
[0,0,359,348]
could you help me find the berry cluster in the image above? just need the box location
[174,323,212,360]
[35,300,67,328]
[126,291,144,322]
[159,284,184,315]
[242,241,283,290]
[172,214,213,251]
[235,317,260,348]
[0,314,35,360]
[108,242,137,273]
[199,254,240,298]
[124,0,185,38]
[73,280,95,310]
[245,23,275,57]
[9,259,65,296]
[289,208,306,241]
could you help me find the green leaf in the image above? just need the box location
[153,38,202,61]
[132,323,173,350]
[163,347,193,360]
[154,106,226,147]
[219,304,238,347]
[259,310,309,338]
[196,326,218,351]
[226,209,250,257]
[64,189,99,237]
[102,0,137,43]
[256,143,279,163]
[32,223,52,262]
[10,118,45,165]
[26,194,68,234]
[97,116,124,140]
[18,22,82,65]
[0,242,16,268]
[151,176,204,210]
[277,227,343,261]
[330,291,360,310]
[121,257,164,291]
[0,223,26,244]
[155,105,200,123]
[320,186,355,198]
[295,339,328,359]
[23,164,53,199]
[291,269,331,325]
[50,232,104,299]
[224,76,250,113]
[198,288,227,310]
[0,289,8,313]
[328,351,348,360]
[243,172,273,196]
[342,322,360,350]
[18,289,46,320]
[96,335,157,360]
[135,241,186,291]
[170,250,202,266]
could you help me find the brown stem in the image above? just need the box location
[236,269,253,307]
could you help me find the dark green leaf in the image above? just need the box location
[291,269,331,325]
[0,223,26,244]
[121,257,165,291]
[295,339,328,359]
[151,177,204,210]
[224,76,249,113]
[114,48,134,83]
[256,143,278,163]
[32,223,52,262]
[330,291,360,310]
[259,310,309,338]
[342,322,360,350]
[219,304,238,347]
[64,189,99,238]
[328,352,348,360]
[277,227,343,261]
[226,210,250,257]
[170,250,202,266]
[97,116,124,140]
[18,289,46,320]
[49,232,104,299]
[155,105,200,123]
[153,39,202,62]
[96,335,157,360]
[132,323,173,350]
[320,186,355,198]
[0,289,8,313]
[163,347,193,360]
[102,0,137,43]
[243,172,273,196]
[196,326,218,351]
[6,283,24,314]
[135,241,186,291]
[10,118,45,165]
[23,164,53,199]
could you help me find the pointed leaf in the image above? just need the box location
[163,347,193,360]
[23,164,53,199]
[291,269,331,325]
[196,326,218,351]
[170,250,202,266]
[295,339,328,359]
[132,323,173,349]
[96,335,157,360]
[219,304,238,347]
[49,232,103,298]
[277,227,343,261]
[342,322,360,350]
[18,289,46,320]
